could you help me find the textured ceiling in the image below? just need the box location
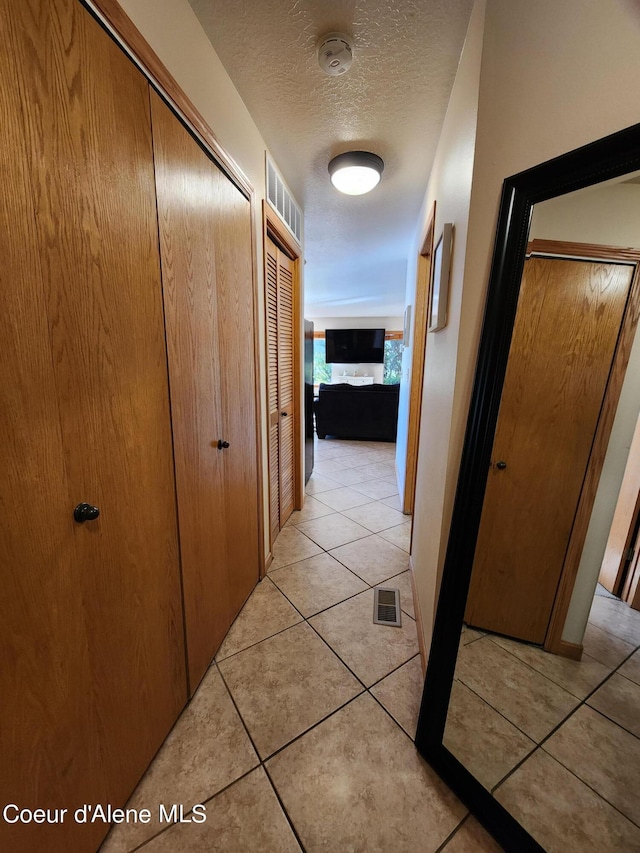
[189,0,474,318]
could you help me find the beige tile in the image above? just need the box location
[544,705,640,825]
[296,514,370,550]
[442,817,504,852]
[583,621,636,668]
[443,680,535,790]
[216,577,302,661]
[618,648,640,685]
[354,460,396,478]
[350,477,399,500]
[588,595,640,646]
[99,669,258,853]
[370,655,423,737]
[313,445,347,461]
[318,465,377,486]
[266,693,466,852]
[285,496,336,526]
[342,500,407,532]
[380,493,403,511]
[490,635,611,699]
[269,552,367,617]
[330,534,409,585]
[137,768,301,853]
[455,637,578,742]
[304,472,339,495]
[309,589,419,686]
[587,672,640,736]
[218,622,362,759]
[378,520,412,552]
[460,625,484,646]
[313,486,374,511]
[495,749,640,852]
[313,458,358,474]
[268,525,323,571]
[380,570,415,618]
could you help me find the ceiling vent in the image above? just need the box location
[266,155,302,244]
[317,32,353,76]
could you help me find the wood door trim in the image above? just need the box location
[409,555,428,675]
[404,202,436,516]
[528,239,640,264]
[249,181,267,583]
[83,0,253,200]
[599,414,640,593]
[545,244,640,654]
[263,202,303,564]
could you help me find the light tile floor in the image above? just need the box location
[100,437,500,853]
[448,587,640,851]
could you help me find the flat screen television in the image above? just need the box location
[325,328,385,364]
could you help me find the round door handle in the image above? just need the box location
[74,502,100,523]
[281,411,288,417]
[217,440,230,449]
[496,461,507,470]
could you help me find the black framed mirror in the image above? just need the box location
[414,122,640,852]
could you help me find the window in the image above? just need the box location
[312,334,403,386]
[383,338,403,384]
[313,337,331,385]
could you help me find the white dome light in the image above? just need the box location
[328,151,384,196]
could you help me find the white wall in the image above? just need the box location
[400,0,486,643]
[115,0,302,556]
[529,183,640,643]
[312,317,403,333]
[409,0,640,656]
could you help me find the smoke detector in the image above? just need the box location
[317,32,354,76]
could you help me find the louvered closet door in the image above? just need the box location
[277,251,296,525]
[1,3,187,852]
[266,236,296,537]
[266,240,281,543]
[151,91,259,686]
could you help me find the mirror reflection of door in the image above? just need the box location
[465,251,635,643]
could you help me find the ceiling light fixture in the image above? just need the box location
[328,151,384,195]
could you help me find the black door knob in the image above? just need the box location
[496,461,507,470]
[281,411,288,417]
[74,503,100,523]
[217,440,230,449]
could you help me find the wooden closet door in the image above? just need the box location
[0,3,187,851]
[277,250,296,526]
[266,236,296,537]
[151,92,259,684]
[213,161,261,620]
[266,242,282,543]
[465,257,633,643]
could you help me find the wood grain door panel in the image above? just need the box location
[277,253,296,525]
[212,169,260,620]
[151,92,229,687]
[1,2,187,851]
[266,243,281,543]
[151,92,259,682]
[466,258,634,643]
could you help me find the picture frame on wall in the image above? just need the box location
[428,223,454,331]
[403,304,412,347]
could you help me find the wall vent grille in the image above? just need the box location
[266,155,302,244]
[373,587,402,627]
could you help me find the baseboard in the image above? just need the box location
[409,555,427,675]
[262,550,273,579]
[551,639,583,661]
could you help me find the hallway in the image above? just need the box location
[100,438,499,852]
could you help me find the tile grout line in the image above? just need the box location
[116,442,414,853]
